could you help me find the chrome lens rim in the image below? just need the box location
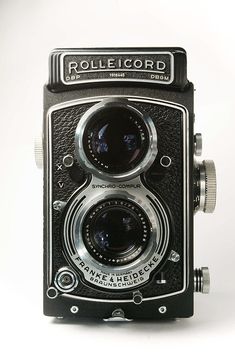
[74,98,157,181]
[63,186,170,290]
[81,198,152,266]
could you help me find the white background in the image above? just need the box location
[0,0,234,351]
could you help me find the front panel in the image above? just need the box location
[43,95,193,319]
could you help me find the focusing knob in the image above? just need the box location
[34,133,43,169]
[194,267,210,293]
[194,160,216,213]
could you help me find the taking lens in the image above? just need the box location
[82,105,149,174]
[82,199,151,266]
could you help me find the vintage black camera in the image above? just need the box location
[35,47,217,320]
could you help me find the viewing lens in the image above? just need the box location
[83,106,149,174]
[82,199,151,266]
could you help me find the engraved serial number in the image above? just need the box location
[109,72,126,78]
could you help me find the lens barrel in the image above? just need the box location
[83,105,149,174]
[75,99,157,181]
[82,199,151,266]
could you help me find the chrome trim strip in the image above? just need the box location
[66,69,166,75]
[59,51,174,85]
[48,109,52,283]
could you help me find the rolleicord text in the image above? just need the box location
[68,58,166,73]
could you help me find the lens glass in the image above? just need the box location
[82,199,151,266]
[83,106,149,174]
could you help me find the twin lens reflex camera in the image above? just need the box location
[35,47,217,321]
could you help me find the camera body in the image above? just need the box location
[37,48,216,320]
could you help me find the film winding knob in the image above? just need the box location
[202,160,217,213]
[204,160,217,213]
[195,159,217,213]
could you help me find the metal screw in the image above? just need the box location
[63,154,74,168]
[70,306,79,314]
[158,306,167,314]
[168,250,180,262]
[53,200,66,212]
[46,287,58,299]
[133,291,143,305]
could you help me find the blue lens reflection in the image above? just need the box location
[123,134,137,151]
